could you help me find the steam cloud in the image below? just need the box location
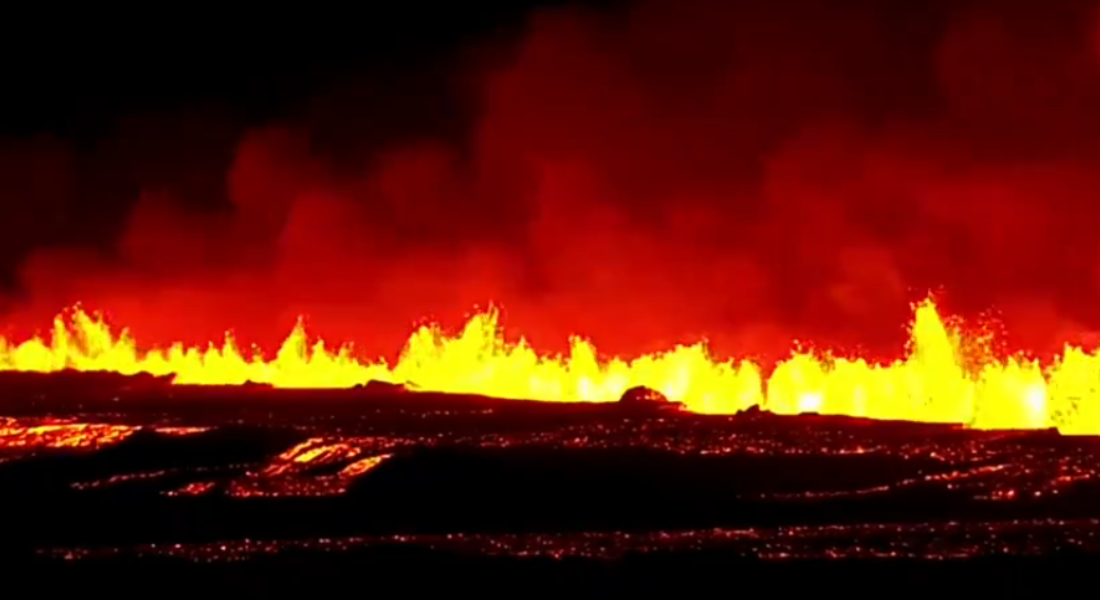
[2,0,1100,363]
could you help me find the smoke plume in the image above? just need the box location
[3,0,1100,363]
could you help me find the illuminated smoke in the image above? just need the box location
[2,0,1100,366]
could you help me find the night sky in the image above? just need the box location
[0,1,563,270]
[1,0,1099,363]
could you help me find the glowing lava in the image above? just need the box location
[0,299,1098,434]
[0,417,207,452]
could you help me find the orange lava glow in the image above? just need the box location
[0,417,207,452]
[0,418,136,451]
[0,300,1097,434]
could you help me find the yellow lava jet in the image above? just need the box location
[0,299,1098,434]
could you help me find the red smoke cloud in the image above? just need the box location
[4,0,1100,363]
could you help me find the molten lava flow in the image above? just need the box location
[0,418,137,451]
[0,299,1097,433]
[0,417,207,452]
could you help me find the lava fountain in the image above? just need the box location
[0,299,1098,434]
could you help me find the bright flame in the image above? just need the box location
[1,299,1099,434]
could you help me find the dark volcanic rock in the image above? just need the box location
[618,386,667,404]
[617,386,681,410]
[359,380,408,394]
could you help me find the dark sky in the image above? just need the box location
[2,0,1100,362]
[0,0,566,268]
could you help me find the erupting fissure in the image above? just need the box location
[0,299,1097,434]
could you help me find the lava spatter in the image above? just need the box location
[0,299,1096,433]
